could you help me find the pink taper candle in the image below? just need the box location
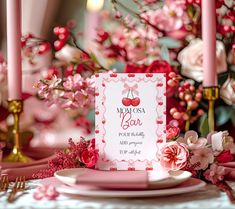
[202,0,217,87]
[6,0,22,99]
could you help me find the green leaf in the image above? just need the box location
[187,4,195,19]
[89,52,102,66]
[199,114,209,137]
[110,62,125,72]
[171,61,180,67]
[215,106,232,126]
[159,37,182,49]
[160,46,170,63]
[87,109,95,123]
[230,109,235,126]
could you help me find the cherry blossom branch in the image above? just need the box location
[111,0,166,35]
[69,32,109,72]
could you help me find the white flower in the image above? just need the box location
[55,44,81,64]
[220,76,235,106]
[211,131,235,154]
[178,39,227,82]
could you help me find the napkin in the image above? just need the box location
[75,169,148,189]
[218,162,235,180]
[0,153,55,181]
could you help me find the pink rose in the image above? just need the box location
[81,148,99,168]
[178,39,227,82]
[166,125,180,140]
[160,141,189,170]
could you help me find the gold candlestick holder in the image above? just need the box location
[3,99,32,163]
[203,86,219,132]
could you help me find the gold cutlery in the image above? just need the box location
[7,176,26,203]
[0,175,9,192]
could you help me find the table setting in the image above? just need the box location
[0,0,235,208]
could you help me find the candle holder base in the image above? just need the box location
[3,147,33,163]
[203,86,219,132]
[3,99,33,163]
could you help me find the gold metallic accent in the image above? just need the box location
[203,87,219,132]
[3,100,32,163]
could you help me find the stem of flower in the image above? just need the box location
[185,107,191,132]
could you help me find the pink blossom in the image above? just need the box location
[33,185,59,200]
[167,28,189,40]
[160,141,189,170]
[177,130,207,150]
[145,1,189,32]
[190,147,214,170]
[35,74,95,110]
[204,164,227,184]
[143,0,157,4]
[63,74,83,90]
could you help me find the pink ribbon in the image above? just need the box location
[122,83,139,96]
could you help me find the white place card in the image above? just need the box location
[95,73,166,170]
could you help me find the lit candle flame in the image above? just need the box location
[86,0,104,12]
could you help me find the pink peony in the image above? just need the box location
[190,147,214,170]
[204,163,227,184]
[166,125,180,140]
[177,130,207,150]
[160,141,189,170]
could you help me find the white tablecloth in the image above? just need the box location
[0,180,235,209]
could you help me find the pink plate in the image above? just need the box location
[41,177,206,198]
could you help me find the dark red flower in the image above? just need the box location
[145,60,173,74]
[217,150,234,163]
[81,148,99,168]
[124,64,147,73]
[96,30,109,44]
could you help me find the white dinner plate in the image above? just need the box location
[56,178,206,198]
[54,168,192,189]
